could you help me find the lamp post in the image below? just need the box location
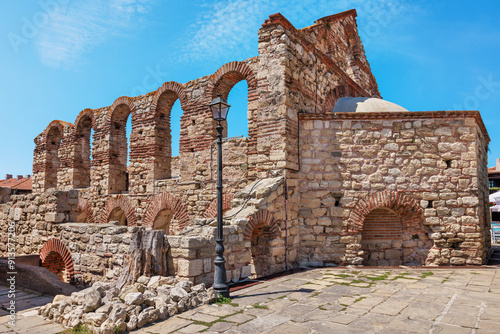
[209,94,231,298]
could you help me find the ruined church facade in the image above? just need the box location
[0,10,491,285]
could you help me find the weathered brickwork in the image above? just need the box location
[1,10,492,287]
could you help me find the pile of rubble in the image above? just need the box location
[38,275,217,333]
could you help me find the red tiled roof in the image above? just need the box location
[0,177,32,191]
[489,166,500,175]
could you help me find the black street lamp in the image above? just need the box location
[209,93,231,298]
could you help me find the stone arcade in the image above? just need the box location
[0,10,492,287]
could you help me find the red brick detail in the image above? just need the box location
[110,96,136,115]
[43,120,74,142]
[362,208,402,240]
[152,81,187,112]
[39,238,74,282]
[77,198,95,224]
[101,195,137,226]
[144,192,190,232]
[347,191,423,234]
[74,108,96,132]
[243,209,279,242]
[324,85,357,112]
[204,194,235,218]
[207,61,258,99]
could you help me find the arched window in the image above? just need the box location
[210,61,257,140]
[155,89,182,180]
[109,101,132,194]
[45,125,62,189]
[73,111,94,188]
[225,80,249,138]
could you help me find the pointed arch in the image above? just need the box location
[346,191,424,234]
[40,238,74,283]
[143,192,189,234]
[204,194,235,218]
[101,195,137,226]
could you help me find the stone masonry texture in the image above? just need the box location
[0,9,491,286]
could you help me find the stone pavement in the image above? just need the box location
[2,267,500,333]
[0,285,63,333]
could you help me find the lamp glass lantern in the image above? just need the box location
[209,94,230,121]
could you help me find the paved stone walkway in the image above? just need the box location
[1,267,500,333]
[0,285,62,333]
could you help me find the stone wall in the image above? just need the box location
[297,111,491,266]
[3,9,493,293]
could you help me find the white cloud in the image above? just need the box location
[176,0,415,64]
[36,0,155,69]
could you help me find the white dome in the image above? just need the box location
[332,97,408,113]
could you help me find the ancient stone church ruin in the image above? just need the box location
[0,9,492,286]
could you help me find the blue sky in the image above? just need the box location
[1,0,500,178]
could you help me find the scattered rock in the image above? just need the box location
[124,292,144,305]
[170,287,189,302]
[40,275,210,331]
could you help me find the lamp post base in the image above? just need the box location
[213,238,229,298]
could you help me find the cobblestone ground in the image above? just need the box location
[1,267,500,333]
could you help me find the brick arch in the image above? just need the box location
[143,192,189,233]
[243,209,279,242]
[207,61,258,99]
[74,108,96,134]
[106,96,138,129]
[149,82,187,180]
[204,194,235,218]
[73,109,96,188]
[39,238,74,282]
[347,191,424,234]
[110,96,136,115]
[42,120,73,190]
[152,81,187,112]
[107,96,136,193]
[43,120,74,143]
[101,195,137,226]
[207,61,258,144]
[77,198,95,224]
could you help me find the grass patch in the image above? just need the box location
[334,274,353,278]
[62,324,94,334]
[311,291,321,297]
[252,303,269,309]
[363,273,390,281]
[215,297,239,307]
[353,296,366,303]
[420,272,434,278]
[277,295,287,299]
[318,305,328,311]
